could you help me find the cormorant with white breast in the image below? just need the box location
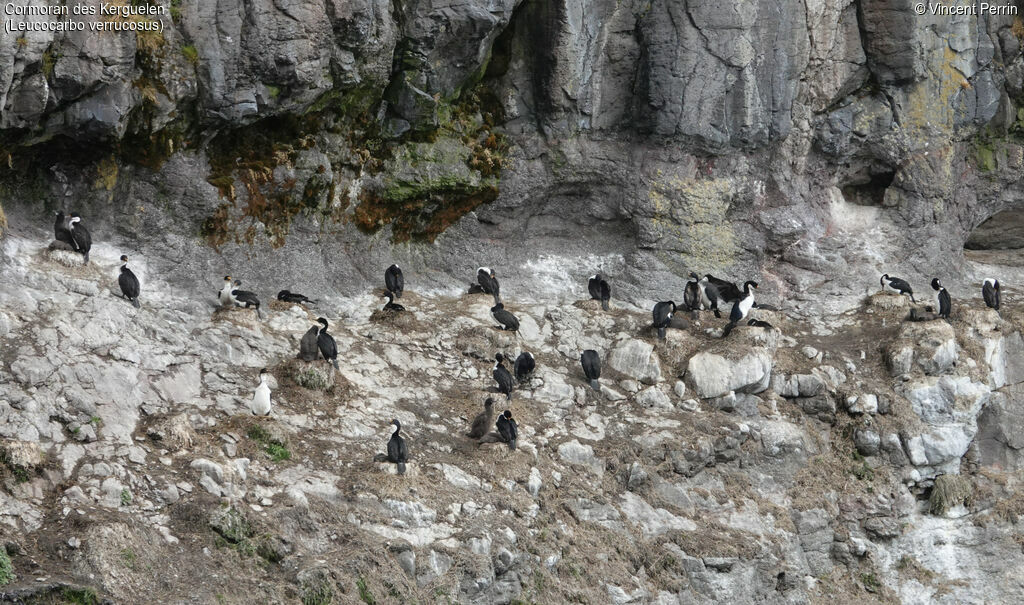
[250,368,272,416]
[491,303,519,331]
[722,281,758,337]
[931,278,951,319]
[493,353,514,400]
[316,317,339,370]
[474,267,501,304]
[983,278,1000,310]
[219,276,263,318]
[496,410,518,450]
[705,274,742,302]
[117,255,141,308]
[653,301,676,339]
[386,419,408,475]
[277,290,315,305]
[880,274,916,302]
[53,211,74,248]
[588,274,611,311]
[69,214,92,264]
[697,275,723,317]
[385,264,404,298]
[581,349,601,391]
[383,291,406,312]
[299,323,320,362]
[467,397,495,439]
[514,351,535,383]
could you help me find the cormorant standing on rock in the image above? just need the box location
[880,274,915,302]
[53,211,74,248]
[250,368,271,416]
[723,281,758,337]
[514,351,535,382]
[475,267,501,304]
[491,303,519,331]
[383,291,406,312]
[467,397,495,439]
[299,324,320,362]
[385,264,404,298]
[588,274,611,311]
[684,273,701,311]
[493,353,514,400]
[983,278,1000,311]
[496,410,518,451]
[316,317,339,370]
[117,255,141,308]
[69,214,91,264]
[386,419,408,475]
[219,277,263,318]
[932,278,951,319]
[277,290,315,305]
[581,350,601,391]
[705,274,741,302]
[697,275,723,318]
[653,301,676,339]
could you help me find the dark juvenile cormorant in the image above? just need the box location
[697,275,723,318]
[69,214,92,264]
[514,351,535,382]
[117,255,141,308]
[385,264,404,298]
[383,291,406,312]
[705,274,742,302]
[496,410,518,451]
[653,300,676,339]
[493,353,514,400]
[581,349,601,391]
[983,278,1000,311]
[683,273,701,311]
[386,419,408,475]
[218,276,263,318]
[476,267,501,304]
[299,324,320,362]
[277,290,315,305]
[880,274,915,302]
[491,303,519,331]
[53,211,74,248]
[466,397,495,439]
[316,317,339,370]
[931,278,951,319]
[588,274,611,311]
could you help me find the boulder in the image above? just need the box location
[687,348,772,399]
[608,339,662,384]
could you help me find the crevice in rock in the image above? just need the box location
[840,170,896,206]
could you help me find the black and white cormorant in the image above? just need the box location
[53,211,74,248]
[299,323,320,362]
[383,291,406,312]
[69,214,92,264]
[581,349,601,391]
[496,410,518,451]
[514,351,535,382]
[588,274,611,311]
[316,317,339,370]
[493,353,514,400]
[219,276,263,318]
[722,281,757,337]
[931,278,951,319]
[467,397,495,439]
[748,318,774,329]
[385,264,404,298]
[386,419,408,475]
[683,273,701,311]
[491,303,519,331]
[697,275,723,318]
[277,290,315,305]
[250,368,272,416]
[652,300,676,340]
[704,274,742,302]
[983,278,1000,310]
[475,267,501,304]
[880,274,916,302]
[117,255,141,308]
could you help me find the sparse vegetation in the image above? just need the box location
[0,546,13,586]
[120,488,132,507]
[181,44,199,65]
[294,367,330,390]
[861,572,881,593]
[929,474,974,515]
[356,576,375,604]
[120,548,136,570]
[301,574,334,605]
[247,424,292,462]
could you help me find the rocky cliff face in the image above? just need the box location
[3,0,1024,603]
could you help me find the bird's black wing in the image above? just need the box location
[939,290,951,317]
[233,290,261,308]
[729,300,743,323]
[708,275,741,301]
[318,333,338,359]
[71,224,92,253]
[890,278,913,294]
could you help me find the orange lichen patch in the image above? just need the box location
[353,183,498,243]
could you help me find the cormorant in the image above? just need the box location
[683,273,701,311]
[722,281,758,337]
[983,278,1000,310]
[496,410,518,451]
[466,397,495,439]
[53,211,74,248]
[117,255,141,308]
[588,274,611,311]
[219,276,263,318]
[493,353,514,400]
[704,274,742,302]
[581,349,601,391]
[250,368,271,416]
[514,351,535,382]
[316,317,339,370]
[386,419,408,475]
[697,275,723,318]
[653,300,676,339]
[476,267,501,304]
[299,324,320,362]
[383,291,406,312]
[491,303,519,331]
[277,290,315,305]
[385,264,404,298]
[880,274,916,302]
[932,278,951,319]
[748,318,774,329]
[69,214,92,264]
